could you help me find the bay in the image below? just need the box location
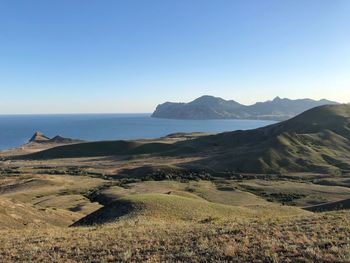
[0,114,275,150]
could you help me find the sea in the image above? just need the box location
[0,114,275,151]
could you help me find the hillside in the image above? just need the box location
[182,104,350,174]
[152,95,337,121]
[23,140,178,159]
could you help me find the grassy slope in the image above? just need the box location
[73,192,308,226]
[0,172,349,261]
[98,180,271,207]
[0,175,106,227]
[238,179,350,206]
[0,197,80,229]
[0,176,348,262]
[183,104,350,174]
[0,211,349,262]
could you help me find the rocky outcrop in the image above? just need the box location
[28,132,82,144]
[29,131,50,142]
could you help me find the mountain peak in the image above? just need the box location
[191,95,223,103]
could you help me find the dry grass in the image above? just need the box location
[73,193,309,225]
[238,179,350,206]
[0,211,349,262]
[1,133,350,262]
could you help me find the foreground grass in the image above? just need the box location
[1,211,349,262]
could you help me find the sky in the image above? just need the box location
[0,0,349,114]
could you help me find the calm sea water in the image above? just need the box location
[0,114,275,150]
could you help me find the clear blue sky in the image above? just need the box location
[0,0,349,113]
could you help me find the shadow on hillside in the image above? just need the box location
[304,198,350,212]
[71,200,134,227]
[14,140,190,160]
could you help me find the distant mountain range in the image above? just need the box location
[151,95,338,121]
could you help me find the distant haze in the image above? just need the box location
[0,1,349,114]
